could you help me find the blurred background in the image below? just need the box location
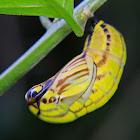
[0,0,139,140]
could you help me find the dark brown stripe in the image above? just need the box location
[96,55,107,68]
[50,88,54,93]
[96,73,106,80]
[56,68,89,88]
[74,72,89,80]
[66,58,85,70]
[91,89,97,94]
[58,83,71,95]
[68,62,87,71]
[32,103,38,109]
[62,58,85,73]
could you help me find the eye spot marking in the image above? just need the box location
[49,96,56,103]
[42,98,47,104]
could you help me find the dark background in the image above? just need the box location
[0,0,139,140]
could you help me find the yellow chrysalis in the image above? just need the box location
[25,19,126,123]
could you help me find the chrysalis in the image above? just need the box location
[25,19,126,123]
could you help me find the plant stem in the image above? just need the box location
[0,0,107,95]
[39,16,53,29]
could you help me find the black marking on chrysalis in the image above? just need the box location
[104,28,108,32]
[81,51,87,58]
[100,24,106,28]
[87,33,93,48]
[107,34,111,40]
[37,110,40,116]
[107,43,110,46]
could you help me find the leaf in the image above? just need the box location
[0,0,83,36]
[56,0,73,15]
[46,0,83,36]
[0,0,61,18]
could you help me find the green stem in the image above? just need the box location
[0,0,107,95]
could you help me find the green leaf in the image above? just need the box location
[45,0,83,36]
[0,0,83,36]
[0,0,70,18]
[56,0,73,16]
